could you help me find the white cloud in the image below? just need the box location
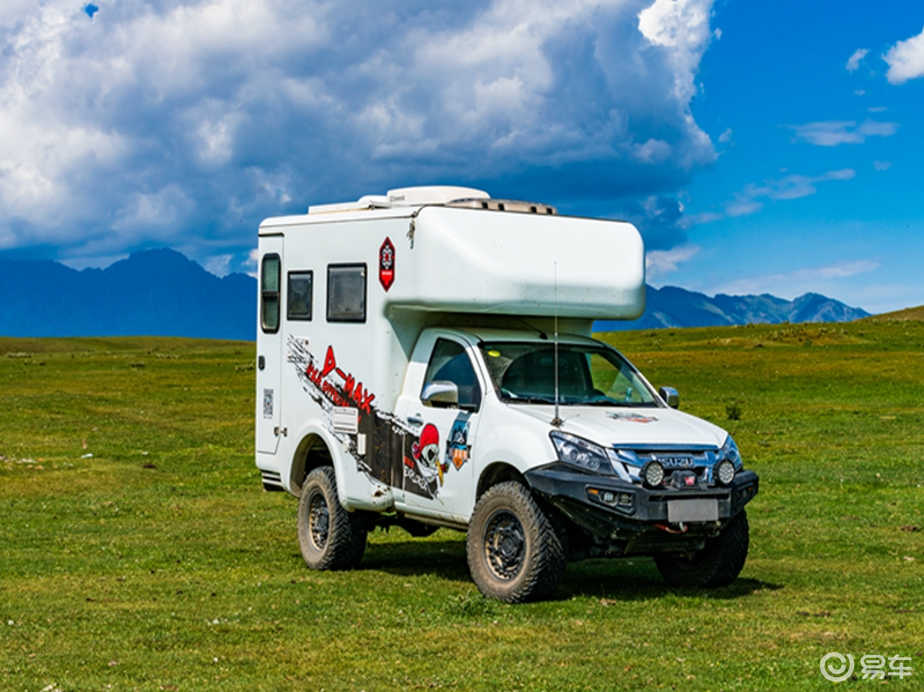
[789,119,898,146]
[638,0,714,103]
[884,26,924,84]
[0,0,718,270]
[846,48,868,72]
[646,244,700,282]
[718,128,732,143]
[741,169,855,202]
[873,161,891,171]
[204,253,233,277]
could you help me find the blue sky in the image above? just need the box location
[1,0,923,314]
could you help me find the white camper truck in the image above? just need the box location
[255,186,759,602]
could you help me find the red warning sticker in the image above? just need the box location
[379,237,395,291]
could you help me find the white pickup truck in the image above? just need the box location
[255,186,759,602]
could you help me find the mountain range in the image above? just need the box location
[0,249,256,341]
[595,285,870,331]
[0,249,870,340]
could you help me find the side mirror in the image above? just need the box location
[422,381,459,407]
[659,386,680,409]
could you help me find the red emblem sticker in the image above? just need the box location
[379,237,395,291]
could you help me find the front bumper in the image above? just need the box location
[525,463,759,555]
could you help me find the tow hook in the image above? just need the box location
[655,522,688,534]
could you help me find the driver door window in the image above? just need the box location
[422,339,482,411]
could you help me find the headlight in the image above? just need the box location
[715,435,741,484]
[718,435,741,465]
[550,431,615,475]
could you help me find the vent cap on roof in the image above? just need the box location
[385,186,489,206]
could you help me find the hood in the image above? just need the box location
[514,405,727,449]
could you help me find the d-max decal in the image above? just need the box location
[305,346,375,414]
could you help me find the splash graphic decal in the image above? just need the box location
[288,337,439,499]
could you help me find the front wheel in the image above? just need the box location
[297,466,367,571]
[654,510,750,588]
[466,482,565,603]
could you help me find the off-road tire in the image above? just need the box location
[654,510,749,588]
[466,481,566,603]
[297,466,367,571]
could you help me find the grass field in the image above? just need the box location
[1,322,922,691]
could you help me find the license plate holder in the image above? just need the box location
[667,498,719,523]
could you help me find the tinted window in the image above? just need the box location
[261,254,281,333]
[287,271,313,321]
[423,339,482,410]
[327,264,366,322]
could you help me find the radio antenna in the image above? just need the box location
[551,262,562,428]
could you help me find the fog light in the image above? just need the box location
[716,459,736,485]
[642,460,665,487]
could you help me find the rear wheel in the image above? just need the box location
[297,467,367,570]
[654,510,749,588]
[466,482,565,603]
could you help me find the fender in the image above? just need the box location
[289,418,394,512]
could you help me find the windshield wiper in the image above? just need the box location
[501,393,558,405]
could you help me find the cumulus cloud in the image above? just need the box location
[884,26,924,84]
[846,48,868,72]
[0,0,718,270]
[788,119,898,146]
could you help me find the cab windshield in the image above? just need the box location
[479,341,658,407]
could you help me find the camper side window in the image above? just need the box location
[327,264,366,322]
[422,339,482,411]
[261,254,281,333]
[287,271,313,321]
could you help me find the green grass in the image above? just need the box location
[1,325,922,691]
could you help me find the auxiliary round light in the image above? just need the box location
[642,461,665,487]
[716,459,736,485]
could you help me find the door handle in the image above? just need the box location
[407,414,424,427]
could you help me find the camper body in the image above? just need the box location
[255,186,758,602]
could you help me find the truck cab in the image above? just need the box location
[255,186,758,602]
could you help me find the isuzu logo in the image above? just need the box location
[654,455,695,469]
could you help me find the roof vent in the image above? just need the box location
[385,186,489,206]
